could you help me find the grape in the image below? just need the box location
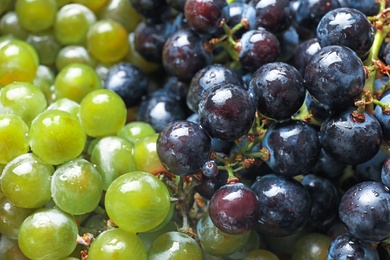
[199,84,256,141]
[0,235,29,260]
[147,231,203,260]
[293,38,321,76]
[47,98,80,118]
[54,3,96,45]
[375,92,390,141]
[201,160,219,178]
[0,81,47,126]
[346,0,380,16]
[249,62,305,120]
[26,29,62,66]
[55,45,96,71]
[72,0,109,12]
[0,153,54,208]
[18,207,78,260]
[243,249,279,260]
[86,19,129,63]
[90,136,136,190]
[51,158,103,215]
[209,182,259,235]
[317,7,375,57]
[138,221,177,250]
[381,158,390,187]
[29,109,87,165]
[291,233,332,260]
[88,228,147,259]
[295,0,340,30]
[105,171,171,233]
[0,114,29,165]
[54,63,102,103]
[15,0,57,33]
[117,121,156,143]
[33,64,55,103]
[223,2,256,38]
[129,0,168,19]
[0,11,29,40]
[157,120,211,176]
[79,89,127,137]
[355,150,388,182]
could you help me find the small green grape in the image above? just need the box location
[0,81,47,126]
[86,19,129,63]
[54,4,97,45]
[197,212,251,256]
[138,221,177,250]
[117,121,156,143]
[15,0,58,33]
[133,133,168,175]
[0,153,54,209]
[0,11,29,40]
[73,0,109,12]
[147,231,203,260]
[91,136,137,190]
[54,63,102,103]
[18,207,78,260]
[51,158,103,215]
[47,98,80,118]
[0,114,29,164]
[0,197,35,240]
[291,233,332,260]
[0,39,39,86]
[105,171,171,233]
[33,64,55,104]
[26,29,62,66]
[79,89,127,137]
[88,228,147,260]
[243,249,279,260]
[55,45,97,71]
[29,109,87,165]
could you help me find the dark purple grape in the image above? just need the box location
[163,76,190,110]
[261,120,320,177]
[356,150,388,182]
[327,233,380,260]
[375,93,390,141]
[381,42,390,66]
[137,89,188,132]
[276,25,299,62]
[194,170,228,200]
[339,181,390,243]
[249,0,292,34]
[301,174,340,230]
[157,120,211,176]
[304,45,366,111]
[201,160,218,178]
[129,0,169,19]
[305,92,332,123]
[293,38,321,76]
[134,20,175,63]
[184,0,227,35]
[249,62,305,120]
[186,64,245,113]
[251,174,311,236]
[381,158,390,188]
[104,62,148,108]
[345,0,380,16]
[198,84,256,141]
[295,0,340,30]
[311,148,347,179]
[317,8,375,57]
[238,28,280,72]
[162,29,212,82]
[223,2,256,38]
[209,182,259,235]
[320,107,383,165]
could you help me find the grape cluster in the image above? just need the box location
[3,0,390,259]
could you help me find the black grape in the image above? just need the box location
[293,38,321,76]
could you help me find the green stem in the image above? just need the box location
[373,98,390,108]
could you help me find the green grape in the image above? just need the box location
[51,158,103,215]
[147,231,203,260]
[117,121,156,143]
[0,114,29,164]
[73,0,109,13]
[0,0,14,17]
[263,227,310,256]
[197,212,251,256]
[88,228,147,260]
[138,221,177,250]
[0,197,35,239]
[79,89,127,137]
[226,230,262,260]
[105,171,171,233]
[0,11,29,40]
[133,133,168,175]
[86,19,129,63]
[57,0,72,7]
[125,32,160,74]
[54,4,96,45]
[18,207,78,260]
[291,233,332,260]
[54,63,102,103]
[33,64,55,104]
[94,62,114,81]
[0,38,39,86]
[29,109,87,165]
[0,235,29,260]
[91,136,137,190]
[26,29,62,66]
[0,153,54,208]
[47,97,80,118]
[15,0,57,33]
[0,81,47,126]
[97,0,142,33]
[55,45,97,71]
[243,249,279,260]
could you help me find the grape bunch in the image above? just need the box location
[3,0,390,259]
